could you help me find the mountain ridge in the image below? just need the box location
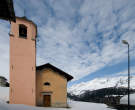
[68,76,135,95]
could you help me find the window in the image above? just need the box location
[44,82,50,86]
[19,24,27,38]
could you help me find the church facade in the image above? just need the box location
[9,17,73,107]
[36,63,73,107]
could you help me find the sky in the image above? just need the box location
[0,0,135,87]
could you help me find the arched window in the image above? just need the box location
[44,82,50,86]
[19,24,27,38]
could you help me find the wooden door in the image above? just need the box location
[43,95,51,107]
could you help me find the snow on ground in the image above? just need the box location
[0,87,9,103]
[0,101,116,110]
[0,87,116,110]
[120,93,135,105]
[0,86,114,110]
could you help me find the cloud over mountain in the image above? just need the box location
[0,0,135,82]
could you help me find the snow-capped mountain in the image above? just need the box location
[68,76,135,95]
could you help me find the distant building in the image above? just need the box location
[115,93,135,110]
[9,17,73,107]
[0,76,7,87]
[120,93,135,106]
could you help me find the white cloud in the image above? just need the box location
[0,0,135,82]
[36,0,135,80]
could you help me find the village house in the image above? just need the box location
[9,17,73,107]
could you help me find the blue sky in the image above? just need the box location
[0,0,135,87]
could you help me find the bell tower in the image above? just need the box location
[9,17,37,105]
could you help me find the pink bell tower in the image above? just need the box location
[9,17,37,106]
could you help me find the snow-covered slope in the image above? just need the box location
[0,87,9,103]
[68,76,135,95]
[120,93,135,105]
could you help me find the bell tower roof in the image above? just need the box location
[15,16,37,38]
[16,16,37,28]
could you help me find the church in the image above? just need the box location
[9,17,73,107]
